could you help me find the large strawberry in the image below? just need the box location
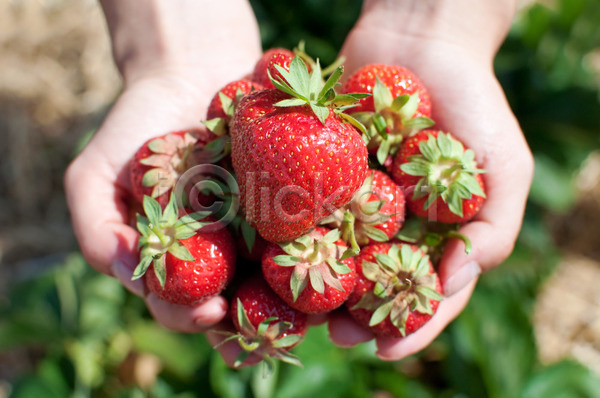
[204,79,264,136]
[262,227,356,314]
[130,130,216,207]
[341,64,434,165]
[392,130,486,224]
[132,194,236,305]
[219,277,307,371]
[230,56,369,242]
[323,169,405,254]
[346,242,442,338]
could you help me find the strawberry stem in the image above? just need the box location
[150,224,171,247]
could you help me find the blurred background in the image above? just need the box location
[1,0,599,397]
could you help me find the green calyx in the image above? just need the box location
[321,172,393,254]
[400,132,487,218]
[352,244,442,337]
[269,56,369,134]
[272,229,352,302]
[354,77,434,165]
[293,40,346,79]
[213,299,303,375]
[132,194,210,288]
[140,131,198,198]
[203,88,253,136]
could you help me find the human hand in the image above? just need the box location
[65,0,261,342]
[328,0,534,359]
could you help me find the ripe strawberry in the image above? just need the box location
[132,194,236,305]
[130,130,215,207]
[323,169,405,253]
[341,64,434,165]
[251,48,296,89]
[392,130,486,224]
[224,277,307,370]
[231,57,369,242]
[204,79,264,136]
[346,242,442,338]
[262,227,356,314]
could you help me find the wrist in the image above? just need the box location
[100,0,261,85]
[357,0,516,64]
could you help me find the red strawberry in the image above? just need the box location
[130,130,215,207]
[341,64,434,165]
[346,242,442,338]
[262,227,356,314]
[392,130,486,224]
[226,277,307,370]
[251,48,296,89]
[204,79,264,136]
[231,57,369,242]
[323,169,405,253]
[132,195,236,305]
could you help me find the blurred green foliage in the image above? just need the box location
[2,0,600,397]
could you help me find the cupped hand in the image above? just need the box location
[328,2,534,360]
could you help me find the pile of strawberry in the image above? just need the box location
[127,46,486,371]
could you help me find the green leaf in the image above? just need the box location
[398,92,419,120]
[377,138,391,165]
[437,132,453,158]
[373,77,394,112]
[416,285,443,301]
[339,112,367,135]
[163,194,179,225]
[390,94,409,112]
[275,98,308,107]
[273,255,300,266]
[141,168,161,188]
[290,268,308,302]
[310,103,329,124]
[142,195,163,225]
[401,161,429,176]
[319,65,343,100]
[361,200,384,215]
[153,256,167,288]
[241,219,256,253]
[403,116,435,131]
[326,258,351,275]
[363,226,389,242]
[361,261,381,282]
[369,300,394,326]
[202,118,228,136]
[447,191,464,217]
[309,267,325,294]
[272,334,303,348]
[322,228,341,244]
[375,253,399,273]
[167,241,195,261]
[132,256,153,280]
[218,91,234,116]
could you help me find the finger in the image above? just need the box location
[328,310,374,347]
[64,153,145,297]
[439,128,532,295]
[145,294,228,333]
[375,278,476,360]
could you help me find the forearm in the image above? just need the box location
[100,0,262,85]
[356,0,516,64]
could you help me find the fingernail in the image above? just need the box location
[111,259,145,297]
[443,261,481,297]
